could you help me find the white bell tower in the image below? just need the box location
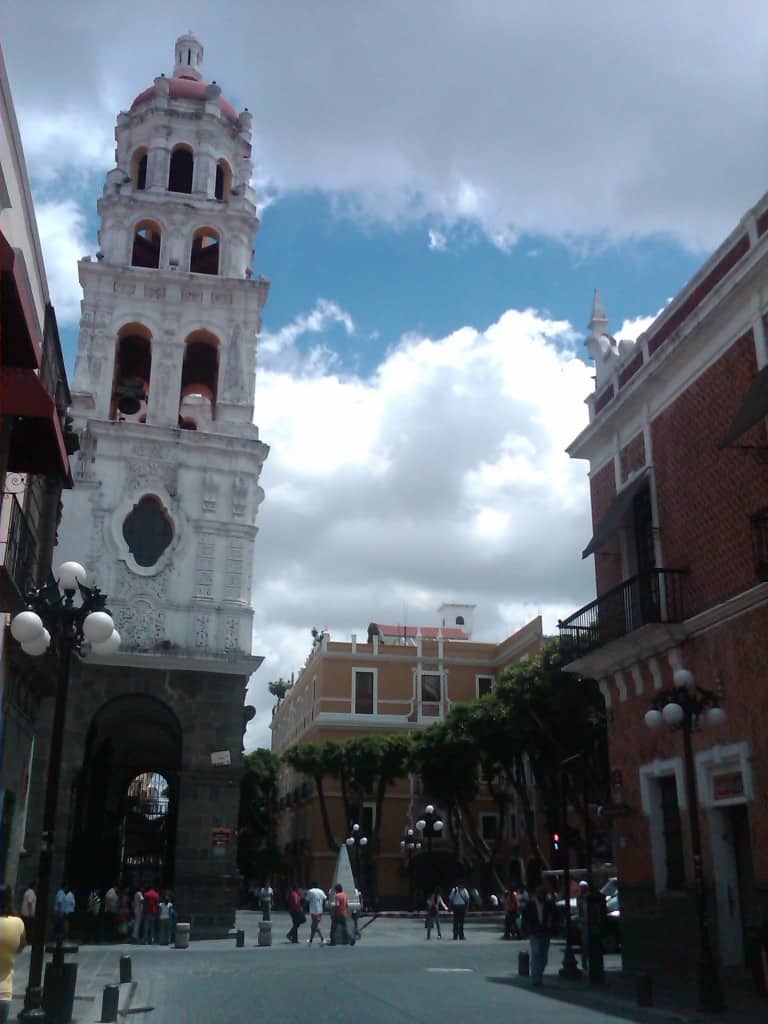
[61,32,269,659]
[49,33,270,937]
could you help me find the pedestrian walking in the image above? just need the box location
[259,882,273,921]
[103,884,119,942]
[118,888,131,941]
[305,883,327,945]
[131,888,144,943]
[521,883,558,986]
[142,885,160,944]
[502,888,521,939]
[1,885,26,1024]
[286,884,304,943]
[448,882,470,940]
[425,887,448,940]
[330,884,354,946]
[20,882,36,942]
[86,888,102,943]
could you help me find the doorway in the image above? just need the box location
[709,804,757,967]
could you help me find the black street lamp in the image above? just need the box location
[415,804,444,891]
[644,667,726,1013]
[345,822,368,890]
[11,561,120,1024]
[400,827,421,909]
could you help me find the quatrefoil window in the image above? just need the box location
[122,495,174,568]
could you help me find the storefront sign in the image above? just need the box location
[712,771,744,801]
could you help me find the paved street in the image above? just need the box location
[7,911,766,1024]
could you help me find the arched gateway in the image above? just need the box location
[22,35,269,937]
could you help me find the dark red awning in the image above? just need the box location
[1,367,72,483]
[1,231,44,369]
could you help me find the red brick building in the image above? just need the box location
[559,200,768,990]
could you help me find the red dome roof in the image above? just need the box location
[131,75,238,122]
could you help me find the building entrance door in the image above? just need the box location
[709,804,756,967]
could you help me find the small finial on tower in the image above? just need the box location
[173,31,204,81]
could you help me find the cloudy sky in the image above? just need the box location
[4,1,767,748]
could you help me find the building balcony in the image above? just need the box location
[558,569,687,677]
[0,492,37,611]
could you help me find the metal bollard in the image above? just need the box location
[175,922,191,949]
[637,972,653,1007]
[258,921,272,947]
[119,955,132,983]
[100,984,120,1023]
[236,929,245,948]
[518,950,530,977]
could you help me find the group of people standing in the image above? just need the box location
[16,880,177,945]
[285,883,362,947]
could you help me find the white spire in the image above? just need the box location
[588,289,609,334]
[173,31,204,81]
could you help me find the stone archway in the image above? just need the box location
[67,694,182,892]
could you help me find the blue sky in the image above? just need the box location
[5,1,766,747]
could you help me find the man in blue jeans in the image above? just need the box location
[521,883,558,985]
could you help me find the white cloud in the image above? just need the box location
[4,1,767,252]
[427,229,446,251]
[246,304,597,746]
[34,198,91,324]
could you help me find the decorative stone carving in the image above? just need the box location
[223,324,246,400]
[195,535,216,599]
[202,473,219,514]
[182,288,202,303]
[195,615,210,649]
[212,291,232,306]
[114,280,136,296]
[125,443,179,496]
[224,540,243,602]
[224,617,240,652]
[232,475,247,518]
[144,285,166,300]
[116,561,171,600]
[115,598,166,649]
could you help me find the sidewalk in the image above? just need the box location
[495,958,767,1024]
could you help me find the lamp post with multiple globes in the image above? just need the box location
[415,804,444,892]
[644,667,726,1013]
[400,827,421,910]
[13,561,120,1023]
[345,823,369,888]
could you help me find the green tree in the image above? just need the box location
[237,748,280,882]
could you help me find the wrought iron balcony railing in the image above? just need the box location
[558,568,687,661]
[0,491,37,610]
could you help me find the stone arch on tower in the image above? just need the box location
[189,226,220,275]
[179,328,219,429]
[168,143,194,194]
[111,322,152,422]
[67,693,183,892]
[215,159,232,201]
[130,219,162,269]
[131,146,148,190]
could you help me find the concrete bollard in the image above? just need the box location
[119,955,132,983]
[258,921,272,947]
[175,922,191,949]
[637,972,653,1007]
[235,929,245,948]
[100,984,120,1023]
[518,950,530,977]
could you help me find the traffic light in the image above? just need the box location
[552,832,560,852]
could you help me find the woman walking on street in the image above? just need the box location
[425,887,448,939]
[286,884,304,943]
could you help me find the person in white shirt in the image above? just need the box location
[305,884,327,945]
[131,889,144,943]
[448,882,470,940]
[103,886,119,943]
[20,884,36,940]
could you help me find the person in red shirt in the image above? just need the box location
[142,886,160,945]
[286,884,304,944]
[329,884,354,947]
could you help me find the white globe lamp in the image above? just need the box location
[644,708,664,729]
[11,610,45,644]
[83,611,115,644]
[57,561,87,591]
[706,706,727,728]
[662,702,685,726]
[22,628,51,657]
[92,630,121,655]
[673,668,695,689]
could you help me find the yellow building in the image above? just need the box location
[271,608,548,907]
